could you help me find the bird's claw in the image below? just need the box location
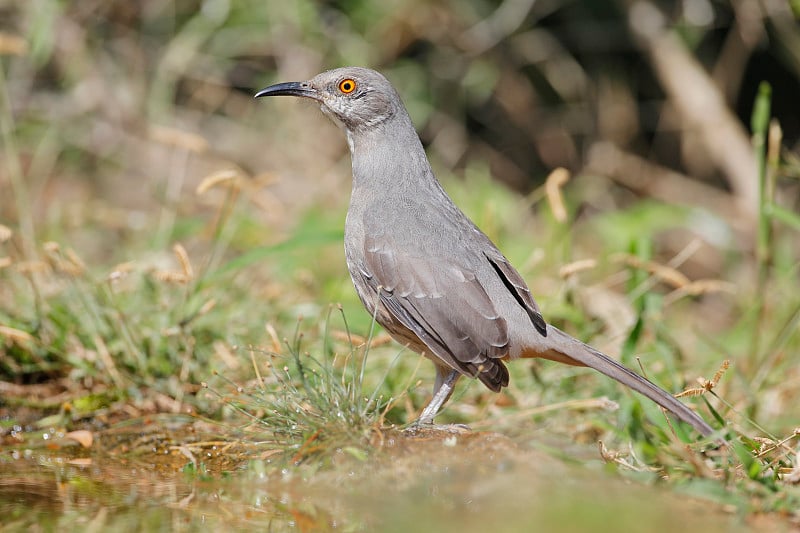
[403,422,471,437]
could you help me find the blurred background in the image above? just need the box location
[2,0,798,253]
[1,0,799,427]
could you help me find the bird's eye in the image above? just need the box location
[338,78,357,94]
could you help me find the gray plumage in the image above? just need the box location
[256,67,714,437]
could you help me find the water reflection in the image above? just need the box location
[1,419,749,531]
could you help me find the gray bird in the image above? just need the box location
[256,67,714,437]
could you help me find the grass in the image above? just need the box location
[4,122,799,520]
[1,92,798,461]
[2,1,800,529]
[203,308,400,455]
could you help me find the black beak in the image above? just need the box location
[254,81,319,99]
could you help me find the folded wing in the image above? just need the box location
[358,233,510,391]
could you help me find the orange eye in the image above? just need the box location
[338,78,357,94]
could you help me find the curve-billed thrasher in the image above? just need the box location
[256,67,714,437]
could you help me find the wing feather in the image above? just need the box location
[483,251,547,335]
[361,234,510,391]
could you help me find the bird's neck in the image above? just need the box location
[347,112,438,196]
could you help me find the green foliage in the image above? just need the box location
[211,309,395,457]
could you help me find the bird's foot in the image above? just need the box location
[403,421,471,437]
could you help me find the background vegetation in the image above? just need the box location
[1,0,800,530]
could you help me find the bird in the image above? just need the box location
[255,66,714,437]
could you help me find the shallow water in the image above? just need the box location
[0,418,760,532]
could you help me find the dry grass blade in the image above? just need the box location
[664,280,737,306]
[544,167,570,222]
[196,169,244,195]
[0,224,12,242]
[558,258,597,278]
[675,360,730,398]
[108,261,135,283]
[0,32,28,56]
[265,323,282,354]
[0,324,35,344]
[94,334,125,390]
[149,125,209,154]
[150,243,195,284]
[172,243,194,280]
[613,253,690,288]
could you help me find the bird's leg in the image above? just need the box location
[416,368,460,425]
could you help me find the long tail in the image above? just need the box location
[541,327,714,437]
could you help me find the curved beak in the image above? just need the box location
[254,81,319,99]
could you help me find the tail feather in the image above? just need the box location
[544,327,714,437]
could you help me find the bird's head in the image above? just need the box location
[255,67,402,133]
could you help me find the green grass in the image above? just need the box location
[3,129,799,518]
